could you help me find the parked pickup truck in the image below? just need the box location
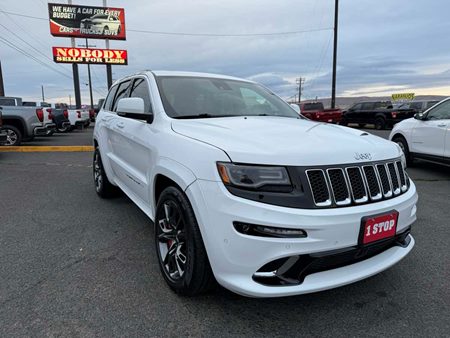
[298,102,342,123]
[0,96,55,145]
[0,110,7,145]
[68,108,90,131]
[341,101,416,130]
[23,101,57,136]
[41,103,71,133]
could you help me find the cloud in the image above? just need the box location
[0,0,449,104]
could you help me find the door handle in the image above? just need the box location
[437,124,447,127]
[101,117,107,122]
[116,122,125,129]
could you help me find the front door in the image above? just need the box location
[410,100,450,159]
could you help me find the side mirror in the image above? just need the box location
[414,112,424,120]
[290,103,300,114]
[116,98,153,123]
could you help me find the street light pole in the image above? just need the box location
[331,0,339,109]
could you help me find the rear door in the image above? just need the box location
[345,103,362,122]
[110,76,155,204]
[410,99,450,159]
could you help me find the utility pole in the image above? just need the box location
[0,61,4,96]
[69,94,72,106]
[296,77,305,104]
[68,0,81,109]
[104,0,113,90]
[41,85,45,102]
[86,38,94,109]
[331,0,339,109]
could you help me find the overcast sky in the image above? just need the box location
[1,0,449,104]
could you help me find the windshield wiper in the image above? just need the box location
[174,114,238,119]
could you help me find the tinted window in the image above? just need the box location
[352,103,362,110]
[129,78,152,113]
[0,98,16,106]
[361,103,374,110]
[22,101,37,107]
[156,76,299,119]
[426,101,438,109]
[302,103,323,111]
[112,80,131,111]
[104,84,119,111]
[409,102,423,110]
[374,102,391,109]
[427,100,450,120]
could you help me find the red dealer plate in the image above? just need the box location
[360,210,399,245]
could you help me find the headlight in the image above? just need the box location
[217,162,292,192]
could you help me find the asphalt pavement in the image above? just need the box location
[0,127,449,337]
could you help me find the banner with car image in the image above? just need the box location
[48,3,126,40]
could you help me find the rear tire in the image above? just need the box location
[1,125,22,146]
[393,136,414,166]
[155,186,214,296]
[374,117,386,130]
[93,147,121,198]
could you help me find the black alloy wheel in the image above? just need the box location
[93,147,121,198]
[155,186,214,296]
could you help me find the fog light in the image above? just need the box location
[233,221,307,238]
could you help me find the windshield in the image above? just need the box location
[155,76,301,119]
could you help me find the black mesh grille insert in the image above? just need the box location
[376,164,391,195]
[346,167,366,201]
[327,169,349,202]
[396,161,406,187]
[388,162,400,192]
[306,170,329,204]
[363,166,381,198]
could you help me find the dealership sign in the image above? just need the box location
[48,3,126,40]
[52,47,128,65]
[392,93,415,101]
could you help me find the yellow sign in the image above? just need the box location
[391,93,415,101]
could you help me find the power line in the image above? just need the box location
[0,35,72,80]
[0,9,333,37]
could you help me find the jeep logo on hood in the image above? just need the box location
[354,152,372,161]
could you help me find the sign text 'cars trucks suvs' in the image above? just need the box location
[93,71,418,297]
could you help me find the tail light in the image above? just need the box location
[391,111,398,118]
[77,110,81,118]
[36,108,44,122]
[46,108,53,120]
[63,109,69,119]
[89,109,95,117]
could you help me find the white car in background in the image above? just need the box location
[93,71,417,298]
[390,98,450,166]
[80,13,121,35]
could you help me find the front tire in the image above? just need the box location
[393,136,414,166]
[155,186,214,296]
[1,125,22,146]
[93,147,121,198]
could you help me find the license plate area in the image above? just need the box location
[359,210,399,245]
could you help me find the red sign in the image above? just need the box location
[52,47,128,65]
[48,3,126,40]
[361,211,398,245]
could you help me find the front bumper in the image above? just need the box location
[34,123,56,136]
[186,179,418,297]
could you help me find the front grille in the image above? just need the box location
[306,158,408,208]
[306,170,331,206]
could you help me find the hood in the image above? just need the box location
[171,116,401,166]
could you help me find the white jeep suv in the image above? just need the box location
[390,98,450,167]
[93,71,418,297]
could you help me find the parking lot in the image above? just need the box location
[0,126,449,337]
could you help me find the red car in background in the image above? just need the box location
[298,102,342,124]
